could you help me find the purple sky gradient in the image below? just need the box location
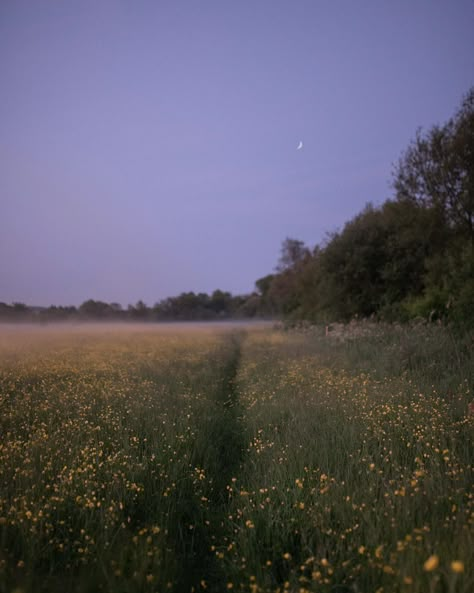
[1,0,473,307]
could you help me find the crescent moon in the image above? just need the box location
[297,141,303,150]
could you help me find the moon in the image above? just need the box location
[297,141,303,150]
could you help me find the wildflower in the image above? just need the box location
[423,555,439,571]
[450,561,464,573]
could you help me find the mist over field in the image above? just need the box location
[0,320,273,335]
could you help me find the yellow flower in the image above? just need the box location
[450,561,464,573]
[423,555,439,572]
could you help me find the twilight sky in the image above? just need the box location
[1,1,473,307]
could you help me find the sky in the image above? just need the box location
[1,0,473,307]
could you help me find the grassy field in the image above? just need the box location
[0,322,472,593]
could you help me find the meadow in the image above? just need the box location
[0,322,472,593]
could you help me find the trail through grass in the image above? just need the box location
[172,331,246,592]
[0,323,472,593]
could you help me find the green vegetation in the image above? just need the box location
[0,291,259,323]
[258,88,474,327]
[0,324,472,592]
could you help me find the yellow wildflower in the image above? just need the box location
[450,561,464,573]
[423,555,439,571]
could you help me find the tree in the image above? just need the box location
[392,88,474,323]
[393,87,474,246]
[316,204,389,319]
[209,290,232,315]
[129,300,150,320]
[276,238,310,272]
[450,88,474,246]
[79,300,114,318]
[255,274,277,316]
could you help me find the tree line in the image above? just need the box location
[0,290,262,322]
[2,88,473,326]
[256,87,474,327]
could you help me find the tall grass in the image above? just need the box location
[0,323,472,592]
[220,325,473,592]
[0,327,244,592]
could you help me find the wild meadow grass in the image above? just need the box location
[0,323,472,592]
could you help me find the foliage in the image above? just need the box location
[0,324,472,592]
[259,87,474,328]
[0,291,267,323]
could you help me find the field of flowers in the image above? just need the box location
[0,323,472,592]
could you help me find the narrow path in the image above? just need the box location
[174,332,246,592]
[206,332,246,504]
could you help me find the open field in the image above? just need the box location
[0,323,472,593]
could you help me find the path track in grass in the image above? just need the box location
[173,331,246,592]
